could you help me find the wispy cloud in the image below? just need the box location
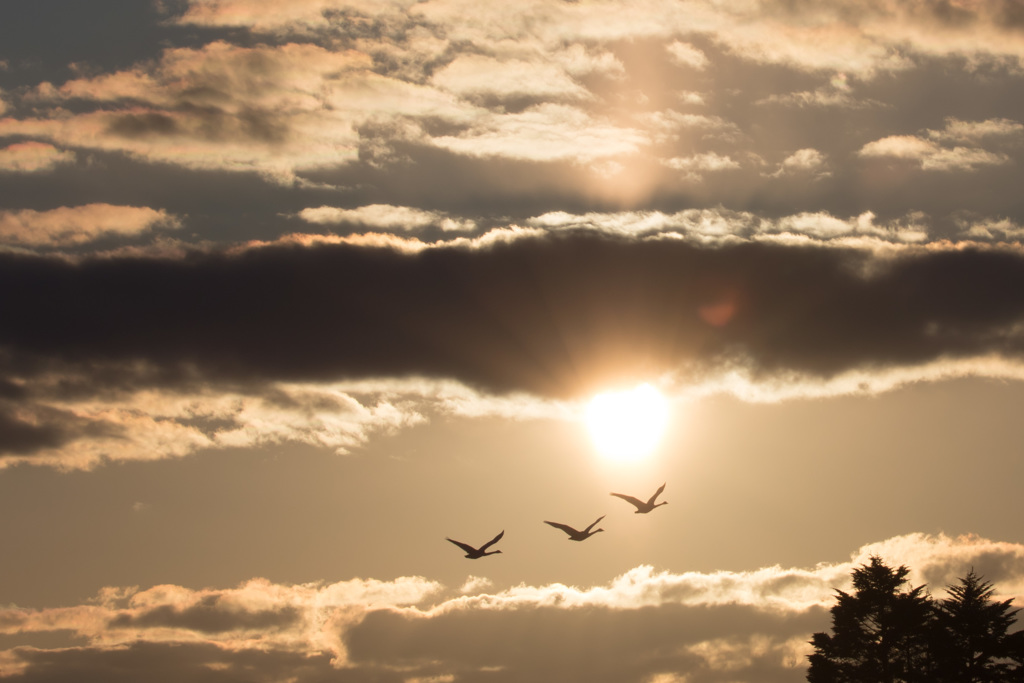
[298,204,476,232]
[0,204,179,248]
[961,217,1024,242]
[430,54,592,102]
[758,73,880,109]
[859,117,1021,171]
[0,379,430,471]
[664,152,741,179]
[0,369,577,470]
[927,117,1024,144]
[429,103,648,163]
[859,135,1011,171]
[0,141,75,174]
[666,41,709,70]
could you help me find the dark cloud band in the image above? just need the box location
[3,233,1024,399]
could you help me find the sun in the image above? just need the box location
[585,383,669,462]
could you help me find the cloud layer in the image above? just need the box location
[2,533,1022,682]
[2,0,1021,204]
[5,227,1024,467]
[6,231,1024,391]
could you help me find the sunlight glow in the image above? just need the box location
[585,384,669,462]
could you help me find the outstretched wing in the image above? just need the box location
[647,483,667,505]
[583,515,606,533]
[610,492,644,509]
[479,530,505,551]
[544,521,579,536]
[446,537,477,554]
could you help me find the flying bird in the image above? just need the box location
[610,483,667,513]
[544,515,605,541]
[446,530,505,559]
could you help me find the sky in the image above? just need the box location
[2,0,1024,681]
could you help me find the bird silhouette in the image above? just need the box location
[610,483,667,513]
[446,530,505,558]
[544,515,605,541]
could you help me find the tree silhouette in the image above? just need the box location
[931,569,1024,682]
[808,559,1024,682]
[807,556,935,682]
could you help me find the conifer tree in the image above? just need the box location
[931,569,1024,682]
[807,556,934,683]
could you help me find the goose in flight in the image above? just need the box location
[544,515,605,541]
[446,530,505,559]
[610,483,667,513]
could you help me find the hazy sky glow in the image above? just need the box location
[2,1,1024,681]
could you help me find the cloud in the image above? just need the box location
[430,103,649,163]
[759,88,862,108]
[859,117,1022,171]
[344,601,820,682]
[0,574,442,678]
[676,90,707,106]
[666,41,709,70]
[0,142,75,174]
[550,43,625,78]
[298,204,477,232]
[53,41,374,113]
[853,0,1024,68]
[1,106,362,187]
[430,54,592,102]
[0,377,435,470]
[664,152,741,179]
[854,533,1024,600]
[107,598,301,635]
[927,117,1024,144]
[0,30,629,179]
[1,41,475,183]
[174,0,1024,77]
[645,110,739,141]
[859,134,1011,171]
[2,533,1022,682]
[458,576,493,594]
[0,204,180,248]
[757,74,879,109]
[770,148,830,178]
[177,0,354,32]
[524,208,931,244]
[5,231,1024,403]
[5,1,1019,196]
[0,351,575,468]
[707,0,1024,75]
[961,217,1024,242]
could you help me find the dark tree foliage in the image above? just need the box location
[932,570,1024,682]
[808,556,934,683]
[808,558,1024,683]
